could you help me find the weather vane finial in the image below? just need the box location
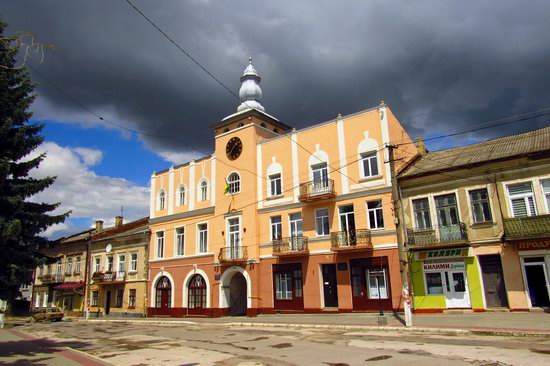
[248,48,252,64]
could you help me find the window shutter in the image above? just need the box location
[508,183,532,195]
[511,198,527,217]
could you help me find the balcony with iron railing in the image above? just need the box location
[272,236,309,256]
[406,223,469,249]
[39,273,65,284]
[219,246,248,263]
[504,214,550,240]
[299,178,336,202]
[91,271,126,283]
[330,229,372,251]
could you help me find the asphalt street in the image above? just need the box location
[2,320,550,366]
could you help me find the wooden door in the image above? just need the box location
[479,255,508,308]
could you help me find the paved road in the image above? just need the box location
[3,320,550,366]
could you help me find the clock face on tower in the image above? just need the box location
[226,137,243,160]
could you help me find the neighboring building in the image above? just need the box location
[147,57,417,317]
[32,229,92,315]
[398,126,550,312]
[87,217,149,317]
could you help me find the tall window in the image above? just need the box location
[66,257,73,274]
[130,253,138,272]
[56,259,62,274]
[311,162,329,186]
[269,173,282,196]
[361,151,379,178]
[117,254,126,273]
[275,272,292,300]
[75,257,81,274]
[367,269,388,299]
[36,292,42,307]
[106,256,114,272]
[198,223,208,253]
[367,200,384,229]
[435,194,459,226]
[469,188,492,223]
[270,216,282,241]
[289,213,303,237]
[91,291,99,306]
[315,208,330,236]
[200,181,208,201]
[413,198,431,229]
[339,205,356,232]
[228,218,240,248]
[116,289,123,308]
[156,231,165,258]
[508,182,536,217]
[128,289,136,308]
[227,173,240,194]
[188,274,207,309]
[178,186,185,206]
[176,227,185,256]
[543,180,550,212]
[94,257,101,273]
[159,190,166,210]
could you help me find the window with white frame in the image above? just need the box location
[175,227,185,256]
[360,151,379,178]
[178,185,185,206]
[413,198,432,229]
[200,180,208,201]
[367,200,384,229]
[227,173,240,194]
[56,259,62,274]
[130,253,138,272]
[66,257,73,274]
[91,291,99,306]
[94,257,101,273]
[198,223,208,253]
[270,216,282,241]
[315,208,330,236]
[542,180,550,212]
[42,291,48,307]
[106,256,114,272]
[117,254,126,273]
[35,292,41,307]
[159,190,166,210]
[311,162,329,186]
[469,188,492,223]
[156,231,165,258]
[75,256,81,274]
[274,272,292,300]
[367,269,388,299]
[508,182,536,217]
[269,173,282,196]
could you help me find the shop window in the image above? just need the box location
[469,188,492,223]
[91,291,99,306]
[188,274,207,308]
[315,208,330,236]
[128,289,136,308]
[367,200,384,229]
[413,198,432,229]
[115,289,123,308]
[425,272,444,295]
[367,269,388,299]
[275,272,292,300]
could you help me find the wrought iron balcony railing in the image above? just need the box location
[407,223,468,248]
[330,229,372,251]
[299,178,336,202]
[504,214,550,240]
[40,273,65,284]
[218,246,248,263]
[92,271,126,282]
[272,236,309,256]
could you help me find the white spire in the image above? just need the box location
[237,53,265,112]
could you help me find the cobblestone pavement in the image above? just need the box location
[4,319,550,366]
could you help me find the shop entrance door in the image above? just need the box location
[105,291,111,315]
[322,264,338,308]
[479,255,508,308]
[524,263,550,307]
[445,270,471,308]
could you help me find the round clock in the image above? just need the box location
[106,244,112,253]
[226,136,243,160]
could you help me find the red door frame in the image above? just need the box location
[154,276,172,315]
[273,263,304,310]
[350,257,393,311]
[187,274,207,315]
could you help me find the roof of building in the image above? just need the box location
[90,217,149,241]
[399,125,550,179]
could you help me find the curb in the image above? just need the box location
[80,318,550,338]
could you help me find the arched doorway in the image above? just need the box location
[188,274,206,315]
[155,276,171,315]
[229,272,247,316]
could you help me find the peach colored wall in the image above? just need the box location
[386,107,418,172]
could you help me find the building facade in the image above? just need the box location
[32,229,92,315]
[147,58,417,317]
[87,217,149,317]
[398,127,550,312]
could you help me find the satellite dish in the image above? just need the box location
[106,244,112,253]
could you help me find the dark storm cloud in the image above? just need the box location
[3,0,550,162]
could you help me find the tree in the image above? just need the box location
[0,20,70,308]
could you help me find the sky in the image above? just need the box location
[3,0,550,238]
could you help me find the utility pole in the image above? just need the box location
[387,143,413,327]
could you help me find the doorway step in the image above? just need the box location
[442,309,474,315]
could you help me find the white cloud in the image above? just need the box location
[156,149,206,165]
[41,222,71,239]
[29,142,150,235]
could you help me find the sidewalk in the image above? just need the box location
[0,327,111,366]
[83,311,550,337]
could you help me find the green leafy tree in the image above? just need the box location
[0,20,69,308]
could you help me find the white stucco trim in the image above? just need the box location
[218,266,252,309]
[149,270,175,308]
[168,167,175,215]
[210,157,216,206]
[291,132,299,202]
[257,144,263,209]
[149,175,156,219]
[336,115,349,194]
[189,161,196,210]
[182,268,211,308]
[379,106,391,186]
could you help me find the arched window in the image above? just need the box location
[155,276,171,309]
[226,172,240,194]
[188,274,207,309]
[200,180,208,201]
[178,185,186,206]
[159,190,166,210]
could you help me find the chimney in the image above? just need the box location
[115,216,123,227]
[95,220,104,232]
[415,137,427,156]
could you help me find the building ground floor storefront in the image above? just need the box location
[514,239,550,309]
[147,248,403,318]
[408,243,534,312]
[88,281,147,317]
[32,283,85,316]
